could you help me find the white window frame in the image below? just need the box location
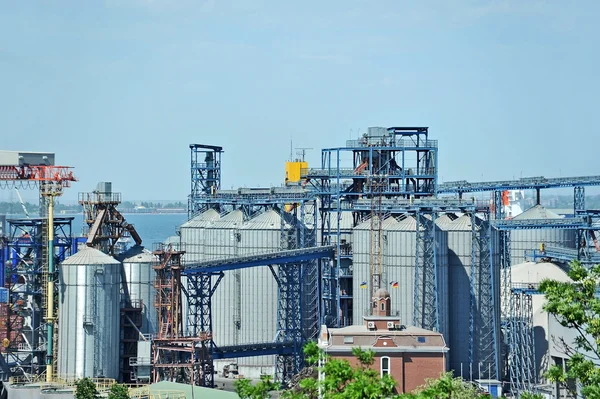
[380,356,390,377]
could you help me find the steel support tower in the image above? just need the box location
[189,144,223,218]
[303,127,438,328]
[151,243,212,386]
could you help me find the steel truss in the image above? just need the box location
[151,243,212,386]
[1,217,73,379]
[189,144,223,218]
[184,245,334,387]
[413,210,438,331]
[508,287,537,394]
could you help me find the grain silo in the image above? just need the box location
[179,209,220,263]
[510,262,571,385]
[351,216,401,325]
[237,210,283,378]
[443,215,501,378]
[203,210,244,374]
[352,215,449,339]
[118,245,157,335]
[58,247,121,379]
[511,205,576,265]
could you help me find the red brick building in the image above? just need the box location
[321,288,448,393]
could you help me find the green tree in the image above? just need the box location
[234,375,280,399]
[404,372,490,399]
[538,261,600,399]
[108,383,130,399]
[75,378,100,399]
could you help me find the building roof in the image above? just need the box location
[511,261,571,284]
[514,205,560,220]
[61,247,121,265]
[330,324,440,336]
[137,381,239,399]
[117,245,154,263]
[180,209,221,228]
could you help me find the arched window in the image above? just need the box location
[381,356,390,377]
[381,302,385,311]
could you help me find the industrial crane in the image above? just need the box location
[0,151,76,383]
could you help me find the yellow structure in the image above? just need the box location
[285,161,308,185]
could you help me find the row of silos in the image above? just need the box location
[179,209,287,378]
[351,215,449,341]
[58,244,158,380]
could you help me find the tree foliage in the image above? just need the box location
[75,378,100,399]
[234,375,280,399]
[108,383,130,399]
[539,261,600,399]
[235,342,492,399]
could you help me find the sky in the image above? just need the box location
[1,0,599,202]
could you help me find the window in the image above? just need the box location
[380,303,385,311]
[381,356,390,377]
[343,336,354,344]
[417,336,426,343]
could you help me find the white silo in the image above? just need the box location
[118,245,157,335]
[237,210,283,378]
[510,262,571,384]
[202,210,245,374]
[179,209,220,263]
[352,215,449,339]
[58,247,121,379]
[510,205,576,265]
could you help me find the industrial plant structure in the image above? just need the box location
[1,131,600,398]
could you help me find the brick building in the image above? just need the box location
[321,288,448,393]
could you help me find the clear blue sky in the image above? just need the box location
[1,0,598,202]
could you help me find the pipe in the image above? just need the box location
[46,195,54,383]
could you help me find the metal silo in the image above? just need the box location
[179,209,220,263]
[444,215,501,378]
[203,210,244,375]
[373,216,449,337]
[237,210,282,378]
[58,247,121,379]
[118,245,157,335]
[511,205,576,265]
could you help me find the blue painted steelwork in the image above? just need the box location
[439,175,600,194]
[525,246,600,264]
[189,144,223,218]
[183,246,335,275]
[212,342,294,359]
[184,246,334,387]
[492,218,585,230]
[413,210,439,332]
[508,287,536,394]
[2,217,73,378]
[304,127,439,329]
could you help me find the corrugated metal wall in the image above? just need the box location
[511,205,576,264]
[238,210,281,373]
[351,215,449,341]
[58,248,121,379]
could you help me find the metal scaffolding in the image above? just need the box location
[151,243,212,386]
[184,245,334,387]
[304,127,439,328]
[189,144,223,218]
[508,287,537,394]
[1,217,73,379]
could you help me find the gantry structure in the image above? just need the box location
[440,175,600,395]
[0,151,76,382]
[188,144,223,218]
[183,144,332,387]
[150,242,213,386]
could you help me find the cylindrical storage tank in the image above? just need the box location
[510,262,571,384]
[511,205,576,265]
[443,215,501,378]
[118,245,157,335]
[352,215,448,339]
[179,209,220,263]
[179,209,220,335]
[58,247,121,379]
[204,209,244,376]
[237,210,282,378]
[351,216,400,325]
